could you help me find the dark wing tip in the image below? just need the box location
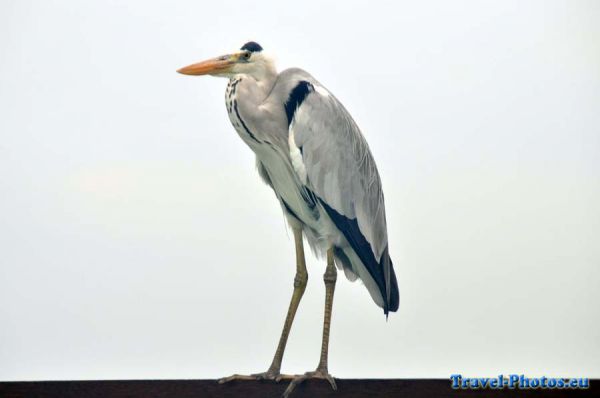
[386,256,400,314]
[318,196,398,316]
[240,41,263,52]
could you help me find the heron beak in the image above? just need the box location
[177,54,238,76]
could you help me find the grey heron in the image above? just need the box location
[177,41,399,396]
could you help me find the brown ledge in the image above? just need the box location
[0,378,596,397]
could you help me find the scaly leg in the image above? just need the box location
[283,248,337,397]
[219,227,308,384]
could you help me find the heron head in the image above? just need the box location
[177,41,275,81]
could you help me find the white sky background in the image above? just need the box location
[1,0,599,380]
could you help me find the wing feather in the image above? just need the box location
[285,78,399,313]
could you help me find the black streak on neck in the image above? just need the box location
[233,100,260,144]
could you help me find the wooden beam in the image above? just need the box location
[0,379,596,397]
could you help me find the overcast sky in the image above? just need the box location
[1,0,599,381]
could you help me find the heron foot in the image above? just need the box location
[282,368,337,397]
[218,370,295,384]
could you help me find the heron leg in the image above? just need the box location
[218,227,307,384]
[282,247,337,397]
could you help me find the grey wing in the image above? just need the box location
[284,74,399,313]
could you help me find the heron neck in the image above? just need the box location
[234,63,277,101]
[253,67,278,99]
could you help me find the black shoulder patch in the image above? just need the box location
[240,41,263,52]
[285,81,313,126]
[318,197,398,315]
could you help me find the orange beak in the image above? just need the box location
[177,54,236,76]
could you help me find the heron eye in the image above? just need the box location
[242,52,251,60]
